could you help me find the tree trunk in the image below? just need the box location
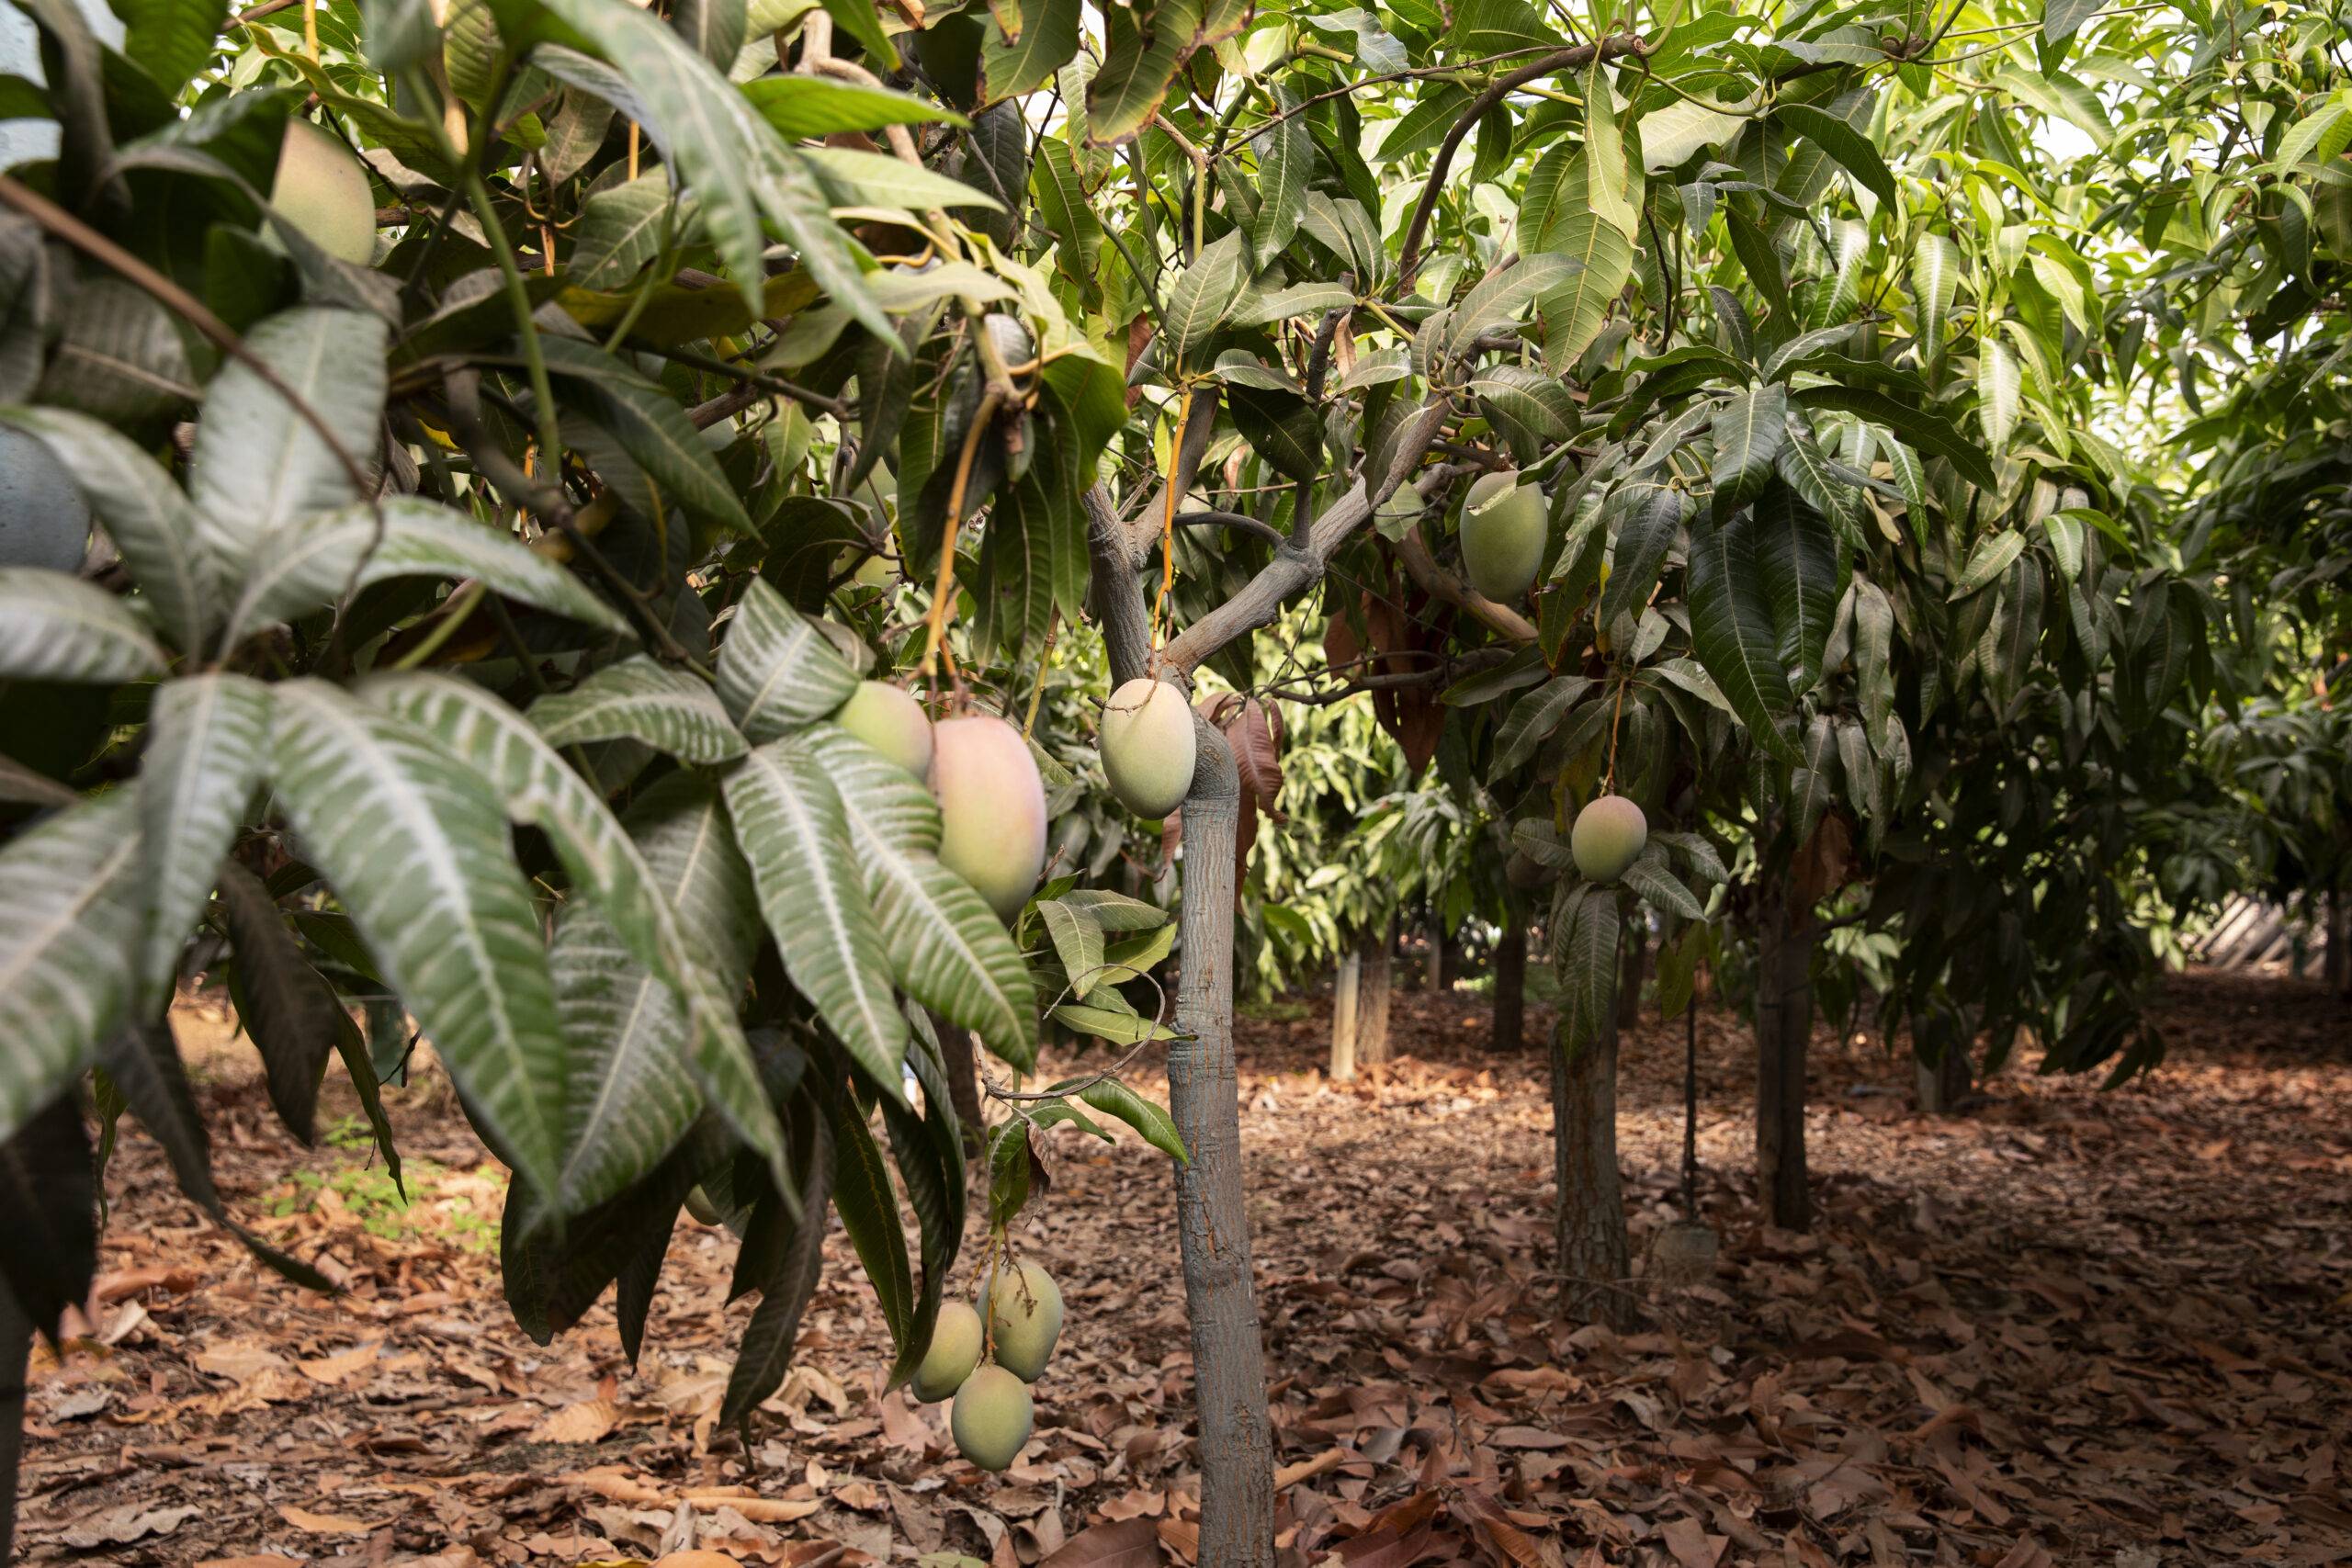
[1166,730,1276,1568]
[1755,888,1817,1232]
[1548,926,1639,1329]
[0,1280,28,1565]
[1358,918,1394,1066]
[1426,912,1447,991]
[1914,1044,1972,1115]
[2327,888,2349,996]
[1491,923,1527,1053]
[1329,951,1360,1081]
[1618,920,1647,1033]
[1087,490,1274,1568]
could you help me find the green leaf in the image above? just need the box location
[215,861,343,1146]
[520,2,890,338]
[1077,1078,1185,1161]
[569,174,694,290]
[116,0,229,93]
[1052,1002,1179,1044]
[715,577,862,743]
[236,505,616,647]
[1621,850,1703,920]
[136,673,271,1013]
[1437,253,1578,366]
[1227,281,1355,330]
[363,673,788,1205]
[802,146,1005,213]
[1244,85,1309,267]
[1910,233,1962,369]
[0,406,211,654]
[822,1072,919,1378]
[0,570,166,682]
[0,1095,97,1341]
[1468,366,1579,440]
[1709,384,1788,516]
[1596,482,1685,634]
[1494,676,1595,774]
[1551,883,1619,1058]
[1753,487,1845,693]
[1538,215,1634,371]
[1584,60,1637,239]
[725,737,910,1090]
[743,75,967,139]
[1684,512,1800,762]
[0,789,143,1148]
[808,726,1037,1070]
[1789,386,1996,491]
[529,654,749,762]
[1976,336,2021,448]
[1038,898,1105,996]
[1775,102,1897,208]
[189,307,386,579]
[538,338,753,534]
[718,1108,834,1425]
[266,680,568,1198]
[980,0,1080,103]
[1162,229,1248,366]
[1951,529,2027,599]
[1087,0,1228,147]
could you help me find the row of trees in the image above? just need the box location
[0,0,2346,1564]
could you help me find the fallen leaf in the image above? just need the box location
[279,1506,379,1534]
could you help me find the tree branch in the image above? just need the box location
[1395,34,1653,291]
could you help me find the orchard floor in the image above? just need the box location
[16,971,2351,1568]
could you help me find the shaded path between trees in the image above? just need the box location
[14,974,2348,1566]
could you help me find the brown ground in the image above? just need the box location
[14,971,2350,1568]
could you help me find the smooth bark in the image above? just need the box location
[1426,914,1447,992]
[2327,889,2348,996]
[1088,489,1275,1568]
[1914,1043,1972,1115]
[1358,918,1394,1066]
[1492,923,1527,1053]
[1755,888,1817,1232]
[1330,952,1361,1081]
[1549,926,1643,1330]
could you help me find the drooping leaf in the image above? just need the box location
[715,577,862,743]
[528,655,749,762]
[266,680,568,1199]
[0,570,167,682]
[215,861,347,1147]
[1684,512,1800,761]
[0,789,143,1148]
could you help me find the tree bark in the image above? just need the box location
[1914,1043,1972,1115]
[1358,918,1394,1066]
[1548,925,1640,1329]
[2327,888,2349,996]
[1426,913,1447,992]
[1492,923,1527,1053]
[1329,951,1360,1081]
[1755,888,1816,1232]
[1087,489,1274,1568]
[1165,730,1276,1568]
[0,1280,28,1566]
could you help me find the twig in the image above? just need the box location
[921,388,1005,677]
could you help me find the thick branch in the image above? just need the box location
[1395,34,1653,291]
[1394,521,1540,644]
[1157,393,1455,674]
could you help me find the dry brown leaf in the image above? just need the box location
[278,1505,379,1534]
[531,1397,621,1445]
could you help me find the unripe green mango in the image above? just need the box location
[933,715,1047,920]
[1459,468,1547,604]
[982,1259,1063,1382]
[0,427,90,573]
[267,118,378,265]
[837,681,933,779]
[1570,795,1647,884]
[683,1184,722,1226]
[1099,676,1196,818]
[951,1364,1034,1472]
[913,1299,985,1402]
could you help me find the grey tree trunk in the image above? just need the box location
[1166,732,1276,1568]
[1086,491,1274,1568]
[1329,951,1361,1081]
[2327,889,2349,996]
[1358,918,1394,1066]
[1425,913,1447,991]
[1492,923,1527,1053]
[1755,888,1817,1232]
[1,1280,28,1565]
[1548,927,1641,1329]
[1914,1044,1972,1115]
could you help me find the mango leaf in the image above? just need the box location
[715,577,861,742]
[1077,1077,1185,1160]
[0,789,143,1149]
[529,655,749,762]
[1684,512,1800,761]
[0,570,166,682]
[215,861,345,1146]
[136,673,270,1012]
[266,680,569,1200]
